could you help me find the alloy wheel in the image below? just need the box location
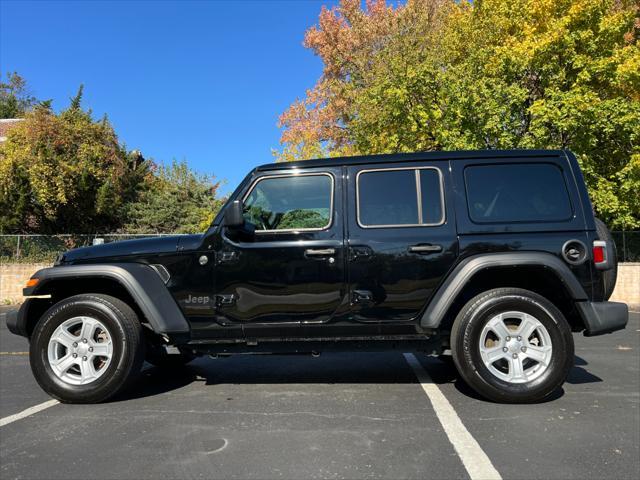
[47,316,114,385]
[478,311,553,384]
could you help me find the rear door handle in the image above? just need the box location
[305,248,336,257]
[408,244,442,254]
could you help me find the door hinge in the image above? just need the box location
[349,246,373,261]
[217,251,238,264]
[352,289,373,304]
[215,294,236,307]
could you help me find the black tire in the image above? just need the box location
[145,342,195,368]
[594,217,618,300]
[451,288,574,403]
[29,294,145,404]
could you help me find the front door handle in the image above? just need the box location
[305,248,336,257]
[408,244,442,254]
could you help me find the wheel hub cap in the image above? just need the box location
[75,343,89,356]
[506,338,523,354]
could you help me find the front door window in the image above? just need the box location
[243,174,333,232]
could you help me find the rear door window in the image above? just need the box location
[420,169,444,225]
[357,167,444,227]
[358,169,418,226]
[464,163,573,223]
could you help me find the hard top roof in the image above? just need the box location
[256,149,566,172]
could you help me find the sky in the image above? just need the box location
[0,0,339,193]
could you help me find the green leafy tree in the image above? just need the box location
[123,160,224,234]
[0,72,38,118]
[279,209,329,229]
[278,0,640,228]
[0,86,148,233]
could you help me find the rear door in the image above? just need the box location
[346,162,458,322]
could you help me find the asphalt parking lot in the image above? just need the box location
[0,306,638,480]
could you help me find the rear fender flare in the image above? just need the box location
[420,252,588,329]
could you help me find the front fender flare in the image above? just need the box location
[24,263,190,335]
[420,252,589,329]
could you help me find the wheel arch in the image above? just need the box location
[421,253,589,334]
[22,263,189,338]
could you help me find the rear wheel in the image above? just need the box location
[30,294,144,403]
[451,288,574,403]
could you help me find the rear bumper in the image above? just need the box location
[576,301,628,336]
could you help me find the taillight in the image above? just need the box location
[593,240,607,268]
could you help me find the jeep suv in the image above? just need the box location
[6,150,628,404]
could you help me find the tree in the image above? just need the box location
[0,86,148,233]
[277,0,451,158]
[123,160,224,234]
[0,72,38,118]
[277,0,640,228]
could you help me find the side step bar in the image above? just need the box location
[185,335,441,355]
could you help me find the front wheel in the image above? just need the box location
[451,288,574,403]
[30,294,145,403]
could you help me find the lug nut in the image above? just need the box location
[72,353,78,358]
[502,347,508,352]
[517,336,522,341]
[506,336,511,341]
[72,342,78,348]
[512,353,518,359]
[521,346,527,352]
[82,338,88,343]
[82,356,87,361]
[88,347,93,352]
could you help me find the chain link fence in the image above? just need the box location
[1,231,639,263]
[610,231,640,263]
[0,234,185,264]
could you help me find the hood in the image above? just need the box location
[59,234,203,264]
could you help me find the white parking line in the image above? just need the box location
[403,353,502,480]
[0,399,59,428]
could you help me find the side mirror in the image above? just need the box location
[224,200,244,227]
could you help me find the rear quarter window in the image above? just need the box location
[464,163,573,223]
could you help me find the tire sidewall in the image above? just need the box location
[455,292,574,402]
[30,297,134,402]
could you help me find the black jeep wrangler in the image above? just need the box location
[7,150,628,404]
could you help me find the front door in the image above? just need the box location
[214,167,347,327]
[346,162,458,322]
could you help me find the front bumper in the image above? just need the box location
[576,301,629,336]
[5,298,52,338]
[5,304,27,337]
